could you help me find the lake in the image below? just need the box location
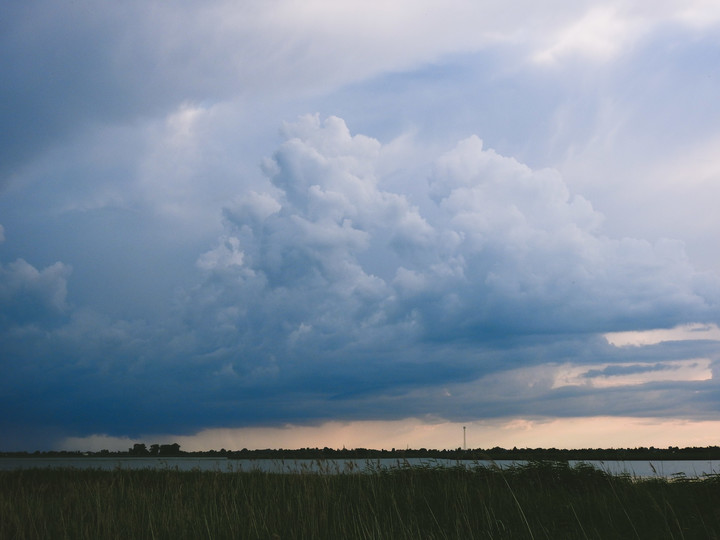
[2,457,720,478]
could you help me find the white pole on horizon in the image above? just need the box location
[463,426,466,450]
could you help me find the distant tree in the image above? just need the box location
[159,443,181,456]
[149,444,160,456]
[130,443,149,456]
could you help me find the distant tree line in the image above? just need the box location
[128,443,182,456]
[4,445,720,461]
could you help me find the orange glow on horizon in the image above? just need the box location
[62,416,720,453]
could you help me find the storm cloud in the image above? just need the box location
[2,0,720,450]
[3,115,720,447]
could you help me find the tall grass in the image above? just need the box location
[2,461,720,539]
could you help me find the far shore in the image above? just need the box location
[4,444,720,461]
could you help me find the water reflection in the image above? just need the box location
[2,457,720,478]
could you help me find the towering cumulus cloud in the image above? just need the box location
[424,136,716,335]
[191,115,718,368]
[188,115,434,385]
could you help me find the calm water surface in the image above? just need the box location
[2,457,720,478]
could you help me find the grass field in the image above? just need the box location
[2,461,720,539]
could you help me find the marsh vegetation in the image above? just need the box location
[2,461,720,539]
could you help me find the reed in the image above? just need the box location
[2,461,719,539]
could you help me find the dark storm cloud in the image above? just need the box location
[4,0,720,450]
[2,114,720,449]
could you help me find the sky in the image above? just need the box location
[2,0,720,452]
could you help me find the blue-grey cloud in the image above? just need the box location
[3,114,720,449]
[4,1,720,450]
[196,116,717,348]
[2,114,720,450]
[0,258,71,329]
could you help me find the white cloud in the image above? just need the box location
[552,358,712,388]
[183,113,720,374]
[196,236,245,271]
[224,192,282,225]
[136,102,230,223]
[605,323,720,347]
[531,2,720,66]
[533,6,635,64]
[416,133,717,335]
[676,0,720,27]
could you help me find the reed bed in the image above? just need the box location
[2,461,720,539]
